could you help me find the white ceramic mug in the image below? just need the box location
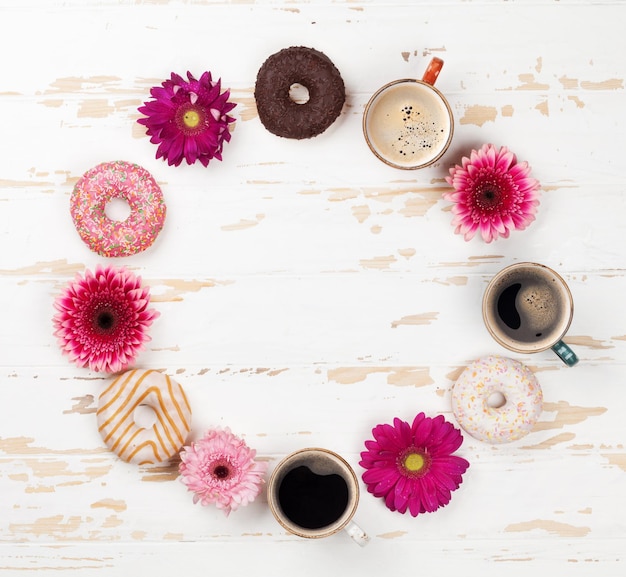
[267,447,369,546]
[363,57,454,170]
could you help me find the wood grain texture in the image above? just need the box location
[1,0,625,575]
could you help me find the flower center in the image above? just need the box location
[477,184,502,209]
[176,103,207,136]
[399,448,431,478]
[470,170,521,217]
[96,309,116,332]
[404,452,425,472]
[183,109,201,129]
[213,464,230,479]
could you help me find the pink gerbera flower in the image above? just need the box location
[360,413,469,517]
[179,428,267,516]
[138,71,236,167]
[443,143,541,242]
[52,265,158,373]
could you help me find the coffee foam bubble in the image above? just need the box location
[365,81,451,168]
[516,283,560,333]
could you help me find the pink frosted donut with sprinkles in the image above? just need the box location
[71,160,166,257]
[451,355,542,444]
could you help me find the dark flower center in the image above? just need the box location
[84,296,132,347]
[97,310,116,331]
[476,182,503,209]
[213,464,230,479]
[470,171,519,216]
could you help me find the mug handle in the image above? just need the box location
[344,520,370,547]
[551,340,579,366]
[422,57,444,86]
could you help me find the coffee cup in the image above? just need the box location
[267,447,369,546]
[483,262,578,366]
[362,57,454,169]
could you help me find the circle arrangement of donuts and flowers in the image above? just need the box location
[53,45,550,520]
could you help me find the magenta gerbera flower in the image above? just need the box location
[52,265,159,373]
[179,428,267,516]
[138,71,236,167]
[360,413,469,517]
[443,143,541,242]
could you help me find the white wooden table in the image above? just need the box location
[1,1,625,575]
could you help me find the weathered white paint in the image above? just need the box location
[1,1,625,575]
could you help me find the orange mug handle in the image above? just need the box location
[422,57,444,86]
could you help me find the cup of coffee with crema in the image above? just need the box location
[363,57,454,169]
[267,448,369,546]
[483,262,578,366]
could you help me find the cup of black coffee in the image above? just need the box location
[267,448,369,546]
[483,262,578,366]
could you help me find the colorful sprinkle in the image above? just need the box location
[71,160,166,258]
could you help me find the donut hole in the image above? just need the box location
[289,83,310,105]
[105,197,131,222]
[487,391,507,409]
[133,404,157,429]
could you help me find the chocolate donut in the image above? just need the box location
[254,46,345,139]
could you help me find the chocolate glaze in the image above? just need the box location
[254,46,345,139]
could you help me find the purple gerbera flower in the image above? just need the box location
[138,71,237,167]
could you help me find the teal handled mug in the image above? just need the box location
[483,262,579,366]
[362,57,454,169]
[267,448,369,546]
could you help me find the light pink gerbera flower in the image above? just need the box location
[52,265,158,373]
[360,413,469,517]
[444,143,540,242]
[138,71,236,167]
[179,428,267,516]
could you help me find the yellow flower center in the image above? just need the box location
[183,109,201,128]
[404,452,425,472]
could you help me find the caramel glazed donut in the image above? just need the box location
[97,369,192,465]
[254,46,346,139]
[451,355,543,444]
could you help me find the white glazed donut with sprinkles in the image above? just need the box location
[97,369,192,465]
[451,355,542,444]
[71,160,166,257]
